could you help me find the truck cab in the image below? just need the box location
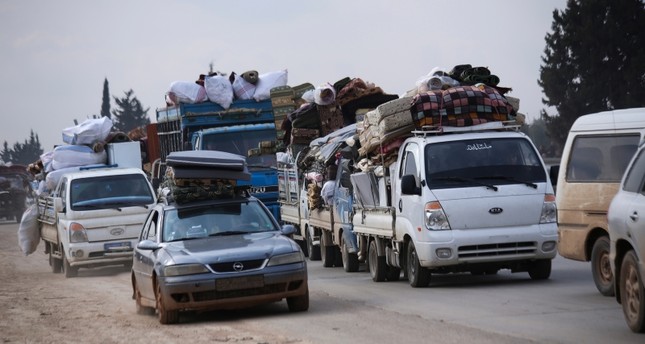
[38,166,156,277]
[193,123,280,219]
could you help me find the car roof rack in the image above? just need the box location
[412,120,521,137]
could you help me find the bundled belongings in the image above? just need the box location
[162,150,251,203]
[410,84,515,128]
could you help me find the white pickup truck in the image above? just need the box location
[38,166,156,277]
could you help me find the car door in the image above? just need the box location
[133,209,159,300]
[619,149,645,256]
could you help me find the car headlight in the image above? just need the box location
[267,251,305,267]
[163,264,209,276]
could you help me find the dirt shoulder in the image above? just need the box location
[0,221,309,344]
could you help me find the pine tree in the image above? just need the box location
[538,0,645,153]
[111,89,150,133]
[1,130,44,165]
[101,78,111,119]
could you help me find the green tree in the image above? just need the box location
[538,0,645,154]
[1,130,44,165]
[111,89,150,133]
[101,78,111,119]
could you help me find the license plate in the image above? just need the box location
[216,275,264,291]
[104,242,131,250]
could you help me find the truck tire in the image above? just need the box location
[341,237,359,272]
[320,234,335,268]
[619,250,645,333]
[306,229,321,261]
[61,251,78,278]
[528,259,552,280]
[156,279,179,324]
[386,266,401,281]
[407,242,431,288]
[591,236,615,296]
[49,243,62,273]
[368,239,386,282]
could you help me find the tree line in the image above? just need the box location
[2,0,644,165]
[1,78,150,165]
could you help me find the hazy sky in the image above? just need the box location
[1,0,566,153]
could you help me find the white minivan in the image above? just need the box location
[556,108,645,296]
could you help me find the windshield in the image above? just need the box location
[202,129,277,169]
[425,138,546,189]
[70,174,154,210]
[162,200,278,242]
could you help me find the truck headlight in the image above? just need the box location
[69,222,88,243]
[267,251,305,266]
[164,264,209,276]
[425,201,450,230]
[540,194,557,224]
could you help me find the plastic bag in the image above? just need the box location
[232,72,256,100]
[314,83,336,105]
[205,75,234,109]
[18,205,40,256]
[51,144,108,171]
[253,69,288,101]
[61,117,113,145]
[168,81,207,104]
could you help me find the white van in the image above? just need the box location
[556,107,645,296]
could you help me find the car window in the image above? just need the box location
[567,134,639,182]
[70,174,153,210]
[623,149,645,193]
[162,201,277,242]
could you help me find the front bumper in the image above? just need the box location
[158,263,308,312]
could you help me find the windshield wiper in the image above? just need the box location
[476,175,538,189]
[431,176,498,191]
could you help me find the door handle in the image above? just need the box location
[398,199,403,212]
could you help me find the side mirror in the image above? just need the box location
[401,175,421,195]
[137,240,160,251]
[53,197,64,213]
[281,224,296,236]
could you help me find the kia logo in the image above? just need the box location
[233,262,244,271]
[489,207,503,214]
[110,228,125,236]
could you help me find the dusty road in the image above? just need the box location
[2,220,641,344]
[0,221,310,344]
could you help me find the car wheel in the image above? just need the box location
[528,259,552,280]
[287,287,309,312]
[61,251,78,278]
[591,236,615,296]
[156,280,179,324]
[386,265,401,281]
[341,237,359,272]
[306,228,321,261]
[407,241,431,288]
[368,239,386,282]
[620,250,645,333]
[134,277,155,316]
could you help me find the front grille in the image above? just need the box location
[191,282,288,302]
[458,241,536,258]
[209,259,265,272]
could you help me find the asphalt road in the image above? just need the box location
[1,219,642,343]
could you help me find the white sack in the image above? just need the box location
[18,204,40,256]
[168,81,207,104]
[51,145,107,171]
[61,117,113,145]
[232,73,256,100]
[204,75,234,109]
[253,69,288,101]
